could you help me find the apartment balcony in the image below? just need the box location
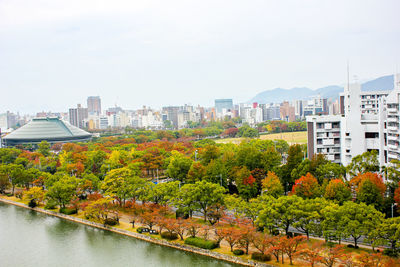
[387,126,399,132]
[388,134,399,140]
[387,117,398,123]
[365,139,380,149]
[388,144,398,151]
[387,107,398,114]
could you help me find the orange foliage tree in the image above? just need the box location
[280,235,306,265]
[291,173,320,199]
[349,172,386,195]
[295,241,323,267]
[324,178,351,204]
[320,244,346,267]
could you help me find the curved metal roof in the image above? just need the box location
[3,117,91,145]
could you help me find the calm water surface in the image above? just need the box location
[0,203,239,267]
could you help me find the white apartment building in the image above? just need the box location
[307,74,400,168]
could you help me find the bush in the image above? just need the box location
[161,232,178,240]
[28,199,37,208]
[184,237,218,249]
[59,207,77,215]
[6,193,13,197]
[347,244,359,249]
[104,218,118,226]
[44,200,57,210]
[251,253,271,262]
[383,249,399,258]
[233,249,245,255]
[136,227,149,234]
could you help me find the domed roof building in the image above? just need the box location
[2,117,92,147]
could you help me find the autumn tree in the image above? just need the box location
[280,235,306,265]
[23,186,45,206]
[261,171,284,197]
[0,164,11,193]
[220,227,241,251]
[320,244,346,267]
[187,162,206,183]
[323,179,351,204]
[233,166,258,201]
[296,241,323,267]
[350,172,386,209]
[291,173,321,199]
[84,197,113,224]
[236,221,256,255]
[185,219,202,238]
[356,252,386,267]
[266,235,283,263]
[251,232,271,255]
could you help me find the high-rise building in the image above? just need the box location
[307,73,400,168]
[69,104,88,129]
[215,99,233,114]
[280,101,295,122]
[163,106,180,129]
[87,96,102,115]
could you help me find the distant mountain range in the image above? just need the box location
[250,75,394,104]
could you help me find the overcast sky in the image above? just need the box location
[1,0,399,114]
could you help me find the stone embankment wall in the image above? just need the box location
[0,198,274,267]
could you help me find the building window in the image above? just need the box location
[365,132,379,139]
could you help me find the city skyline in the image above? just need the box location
[1,0,400,114]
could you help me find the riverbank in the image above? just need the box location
[0,197,272,267]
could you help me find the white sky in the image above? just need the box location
[1,0,399,114]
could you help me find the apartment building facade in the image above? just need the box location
[307,74,400,168]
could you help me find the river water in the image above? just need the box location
[0,203,238,267]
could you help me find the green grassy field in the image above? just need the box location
[215,131,307,145]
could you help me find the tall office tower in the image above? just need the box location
[162,106,180,129]
[215,99,233,114]
[69,104,88,128]
[87,96,102,115]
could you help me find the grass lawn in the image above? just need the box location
[215,131,307,145]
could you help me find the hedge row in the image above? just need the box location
[251,252,271,262]
[161,232,178,240]
[184,237,219,250]
[59,207,78,215]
